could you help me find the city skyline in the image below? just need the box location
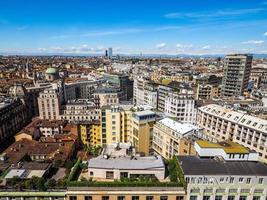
[1,0,267,55]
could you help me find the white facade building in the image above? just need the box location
[197,104,267,163]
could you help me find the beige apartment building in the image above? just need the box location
[197,104,267,163]
[152,118,200,159]
[38,88,61,120]
[196,84,221,100]
[102,105,133,145]
[132,110,156,155]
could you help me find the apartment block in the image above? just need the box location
[221,54,253,98]
[197,104,267,163]
[79,121,101,147]
[153,117,201,159]
[133,78,158,108]
[132,110,156,155]
[100,105,133,145]
[177,156,267,200]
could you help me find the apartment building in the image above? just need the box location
[104,73,134,101]
[94,88,123,108]
[164,90,196,124]
[0,97,31,148]
[60,99,100,122]
[79,121,101,147]
[177,156,267,200]
[250,67,267,89]
[101,105,133,145]
[132,110,156,155]
[221,54,253,98]
[196,84,221,100]
[153,117,203,159]
[197,104,267,163]
[133,78,158,108]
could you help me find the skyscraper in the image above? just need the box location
[108,47,113,58]
[221,54,253,98]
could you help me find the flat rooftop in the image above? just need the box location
[89,155,164,170]
[196,140,250,154]
[177,156,267,176]
[159,117,198,135]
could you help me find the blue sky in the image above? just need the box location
[0,0,267,55]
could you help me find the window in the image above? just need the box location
[176,197,184,200]
[228,196,235,200]
[160,197,168,200]
[252,197,260,200]
[85,196,92,200]
[146,196,154,200]
[215,196,222,200]
[70,197,77,200]
[118,196,125,200]
[219,177,224,183]
[203,196,210,200]
[120,172,128,178]
[132,196,139,200]
[239,178,243,183]
[239,197,246,200]
[102,196,109,200]
[190,196,197,200]
[106,171,114,179]
[90,171,94,176]
[258,178,263,184]
[246,178,251,184]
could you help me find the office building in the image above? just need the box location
[221,54,253,98]
[108,47,113,58]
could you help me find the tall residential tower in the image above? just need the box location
[221,54,252,98]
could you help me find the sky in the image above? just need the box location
[0,0,267,55]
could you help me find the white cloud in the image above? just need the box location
[264,32,267,36]
[242,40,264,44]
[164,8,264,19]
[156,43,167,49]
[176,44,193,48]
[202,45,211,50]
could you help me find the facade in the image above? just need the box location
[197,104,267,163]
[60,99,100,122]
[80,121,101,147]
[104,73,134,101]
[94,88,123,108]
[102,105,133,145]
[0,98,31,148]
[164,90,196,124]
[177,156,267,200]
[196,84,221,100]
[153,118,202,159]
[133,78,158,108]
[250,67,267,89]
[221,54,253,98]
[0,187,186,200]
[132,110,156,155]
[38,88,61,120]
